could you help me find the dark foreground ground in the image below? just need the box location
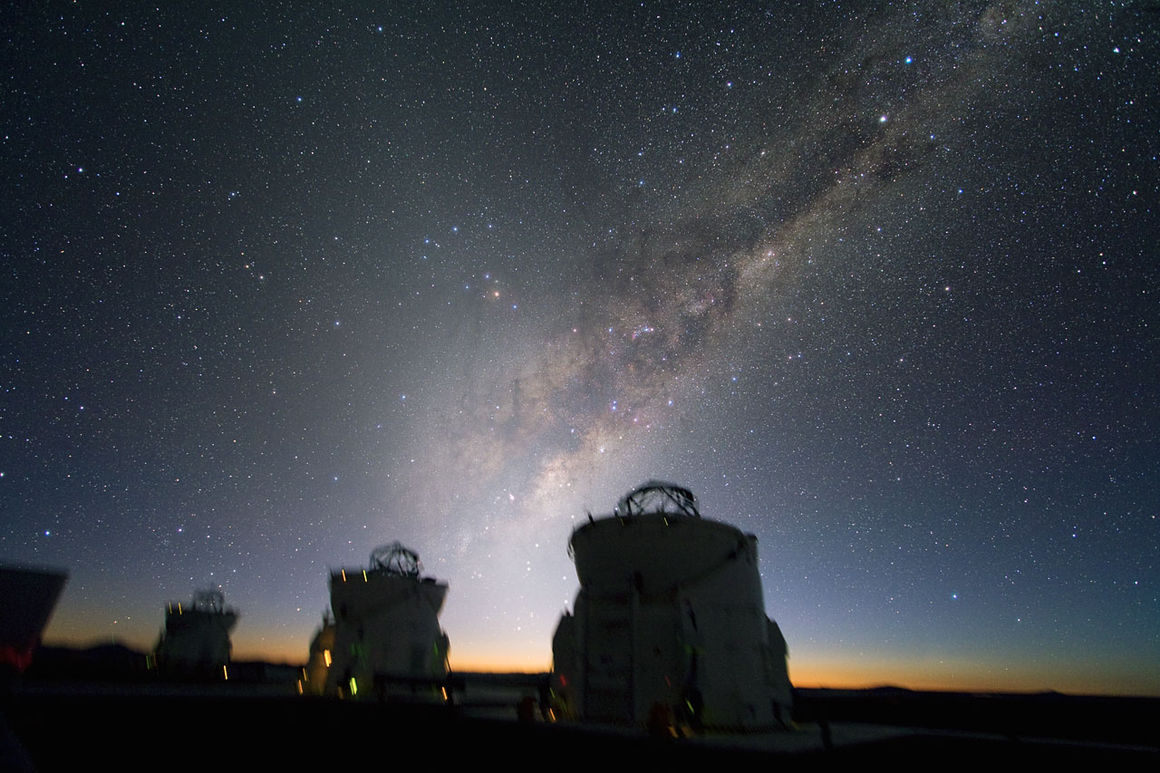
[3,649,1157,770]
[5,686,1157,770]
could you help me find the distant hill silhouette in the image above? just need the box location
[27,643,301,687]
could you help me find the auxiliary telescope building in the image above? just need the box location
[307,542,450,699]
[552,482,792,730]
[154,588,238,677]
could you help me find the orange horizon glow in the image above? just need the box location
[42,633,1159,698]
[785,656,1160,698]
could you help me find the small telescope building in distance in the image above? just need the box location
[552,482,793,731]
[306,542,450,699]
[154,588,238,678]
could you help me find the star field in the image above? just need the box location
[2,2,1157,693]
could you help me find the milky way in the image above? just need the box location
[3,2,1157,691]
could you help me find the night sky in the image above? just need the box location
[3,2,1157,694]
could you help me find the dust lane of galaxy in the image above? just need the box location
[2,3,1157,693]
